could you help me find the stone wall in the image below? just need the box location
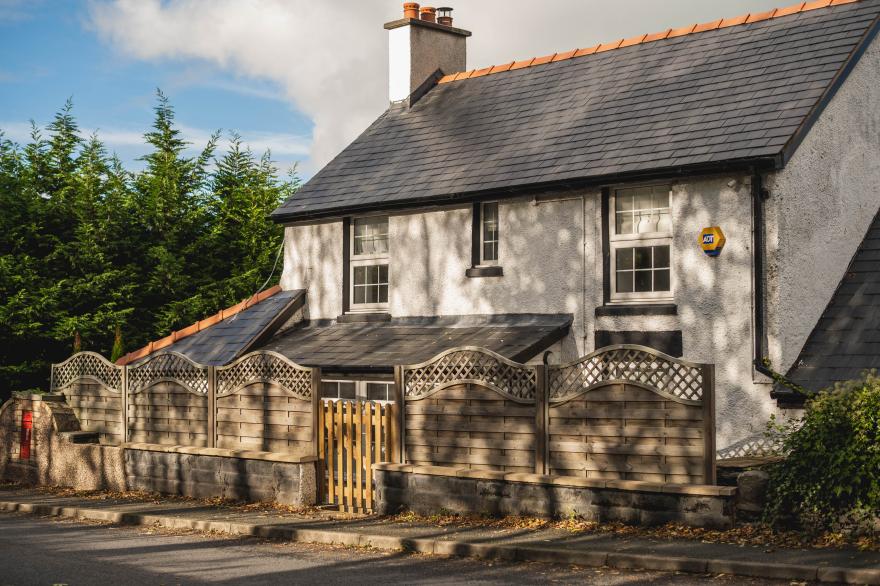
[374,464,735,529]
[124,444,317,506]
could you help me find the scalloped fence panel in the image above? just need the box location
[547,346,715,484]
[398,348,545,474]
[50,352,124,445]
[125,352,210,446]
[215,352,320,456]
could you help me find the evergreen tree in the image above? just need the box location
[0,93,299,399]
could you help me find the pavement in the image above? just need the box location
[0,513,795,585]
[1,486,878,585]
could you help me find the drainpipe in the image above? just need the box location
[751,170,774,379]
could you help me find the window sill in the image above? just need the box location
[336,312,392,323]
[466,266,503,278]
[595,303,677,317]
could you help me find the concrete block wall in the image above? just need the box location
[124,446,317,506]
[375,464,735,529]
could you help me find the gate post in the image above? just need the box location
[311,366,323,500]
[701,363,717,484]
[206,366,216,448]
[393,365,405,464]
[534,365,549,475]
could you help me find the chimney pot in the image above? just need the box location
[419,6,436,23]
[437,7,453,26]
[403,2,420,19]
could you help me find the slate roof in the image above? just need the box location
[273,0,880,222]
[783,211,880,395]
[257,314,573,372]
[124,289,305,366]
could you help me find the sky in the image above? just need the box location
[0,0,786,178]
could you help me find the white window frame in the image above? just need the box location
[321,379,394,403]
[479,201,500,266]
[350,215,389,312]
[608,186,674,304]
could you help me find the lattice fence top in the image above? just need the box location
[216,351,312,399]
[127,351,209,395]
[402,347,537,402]
[51,352,123,393]
[548,345,706,405]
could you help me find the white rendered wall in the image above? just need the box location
[389,196,586,363]
[280,220,343,321]
[388,26,411,103]
[764,33,880,373]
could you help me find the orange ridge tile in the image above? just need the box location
[470,66,494,78]
[643,29,673,42]
[667,24,697,38]
[489,61,515,73]
[531,53,557,65]
[509,57,536,70]
[619,34,648,48]
[746,9,779,23]
[693,19,723,33]
[439,0,859,83]
[774,2,807,16]
[596,39,624,52]
[802,0,833,10]
[551,49,578,62]
[573,45,600,57]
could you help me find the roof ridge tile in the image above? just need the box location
[437,0,866,85]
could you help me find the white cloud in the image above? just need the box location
[87,0,782,172]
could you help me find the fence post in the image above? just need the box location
[534,365,549,475]
[206,366,216,449]
[393,365,405,464]
[701,363,716,484]
[120,365,128,444]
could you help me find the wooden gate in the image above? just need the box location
[318,399,398,512]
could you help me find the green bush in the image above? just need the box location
[765,372,880,534]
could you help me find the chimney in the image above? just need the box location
[385,3,471,103]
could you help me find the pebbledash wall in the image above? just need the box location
[0,395,317,505]
[281,35,880,452]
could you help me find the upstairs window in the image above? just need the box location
[609,185,673,302]
[351,216,389,310]
[480,202,499,264]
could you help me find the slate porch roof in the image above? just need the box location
[119,288,305,366]
[272,0,880,222]
[781,211,880,398]
[256,314,573,372]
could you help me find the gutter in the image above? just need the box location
[271,157,778,225]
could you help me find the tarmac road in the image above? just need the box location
[0,512,801,585]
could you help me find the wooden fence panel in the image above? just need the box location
[127,381,209,446]
[59,381,123,445]
[215,383,313,455]
[548,383,706,484]
[405,384,536,473]
[50,352,125,445]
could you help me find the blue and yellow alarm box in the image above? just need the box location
[700,226,726,257]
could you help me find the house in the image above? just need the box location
[119,0,880,451]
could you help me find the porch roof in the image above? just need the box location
[256,313,573,373]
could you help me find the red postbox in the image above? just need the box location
[20,411,32,460]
